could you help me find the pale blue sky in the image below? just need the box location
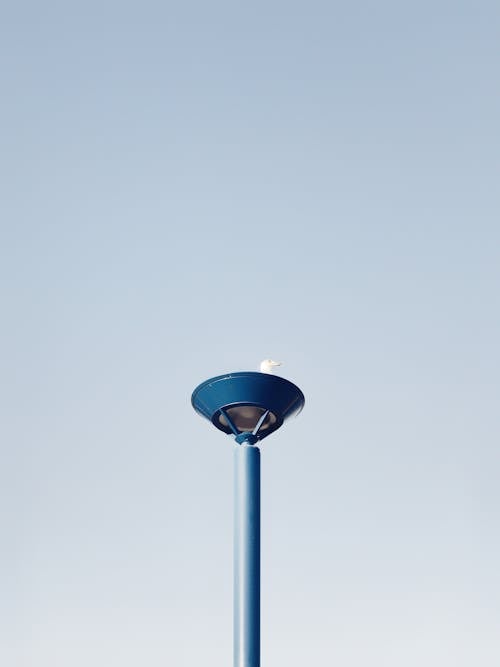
[2,2,500,666]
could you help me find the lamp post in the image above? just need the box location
[191,371,305,667]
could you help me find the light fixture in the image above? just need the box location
[191,371,304,443]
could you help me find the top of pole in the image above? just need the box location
[191,371,305,442]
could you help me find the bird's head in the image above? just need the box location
[259,359,282,373]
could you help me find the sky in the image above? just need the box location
[1,1,499,665]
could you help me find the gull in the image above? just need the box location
[259,359,282,374]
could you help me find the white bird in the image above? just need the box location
[259,359,282,374]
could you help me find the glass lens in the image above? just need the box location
[219,406,277,432]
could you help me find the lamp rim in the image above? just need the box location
[191,371,305,411]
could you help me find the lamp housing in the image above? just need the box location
[191,371,304,441]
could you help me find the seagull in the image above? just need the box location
[259,359,282,374]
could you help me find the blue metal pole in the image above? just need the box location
[234,442,260,667]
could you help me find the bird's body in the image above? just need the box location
[259,359,282,374]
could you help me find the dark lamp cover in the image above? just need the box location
[191,372,304,441]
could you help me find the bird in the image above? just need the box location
[259,359,282,374]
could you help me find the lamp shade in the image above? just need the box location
[191,372,305,440]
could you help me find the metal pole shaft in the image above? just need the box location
[234,443,260,667]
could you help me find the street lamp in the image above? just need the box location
[191,371,305,667]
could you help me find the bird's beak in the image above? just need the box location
[272,361,282,366]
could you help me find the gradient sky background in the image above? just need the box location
[2,1,500,665]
